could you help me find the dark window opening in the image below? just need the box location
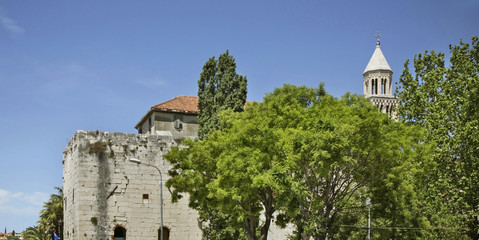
[372,78,379,95]
[114,226,126,240]
[380,79,385,94]
[158,227,170,240]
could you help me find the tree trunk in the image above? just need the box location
[260,189,275,240]
[244,216,257,240]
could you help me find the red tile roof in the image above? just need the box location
[151,95,199,113]
[135,96,199,129]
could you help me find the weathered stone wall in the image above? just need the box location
[63,130,202,240]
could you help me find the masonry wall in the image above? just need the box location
[63,130,202,240]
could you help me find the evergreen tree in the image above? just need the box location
[169,50,247,239]
[197,50,247,139]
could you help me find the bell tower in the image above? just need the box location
[363,34,397,116]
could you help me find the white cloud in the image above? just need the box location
[0,189,49,216]
[0,11,25,36]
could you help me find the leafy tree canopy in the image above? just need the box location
[168,84,431,240]
[396,36,479,239]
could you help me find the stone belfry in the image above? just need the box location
[363,34,397,116]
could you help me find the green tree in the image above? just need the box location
[271,89,431,240]
[38,187,63,239]
[7,235,19,240]
[22,226,50,240]
[396,36,479,239]
[7,230,19,240]
[186,50,248,239]
[167,86,307,240]
[168,84,430,240]
[197,50,247,139]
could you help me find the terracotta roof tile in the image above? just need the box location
[151,95,199,113]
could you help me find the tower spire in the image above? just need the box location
[375,32,381,45]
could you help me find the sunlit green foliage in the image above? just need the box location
[193,50,248,239]
[168,84,431,240]
[397,36,479,239]
[38,187,63,239]
[22,226,50,240]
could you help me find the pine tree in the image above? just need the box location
[197,50,247,139]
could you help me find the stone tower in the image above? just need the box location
[363,39,397,116]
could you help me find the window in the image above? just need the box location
[114,226,126,240]
[381,78,386,94]
[158,227,170,240]
[143,194,149,204]
[371,78,379,95]
[174,115,183,131]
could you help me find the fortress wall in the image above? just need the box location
[63,130,201,240]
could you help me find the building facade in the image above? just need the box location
[134,95,199,137]
[63,96,203,240]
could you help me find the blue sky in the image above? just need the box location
[0,0,477,232]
